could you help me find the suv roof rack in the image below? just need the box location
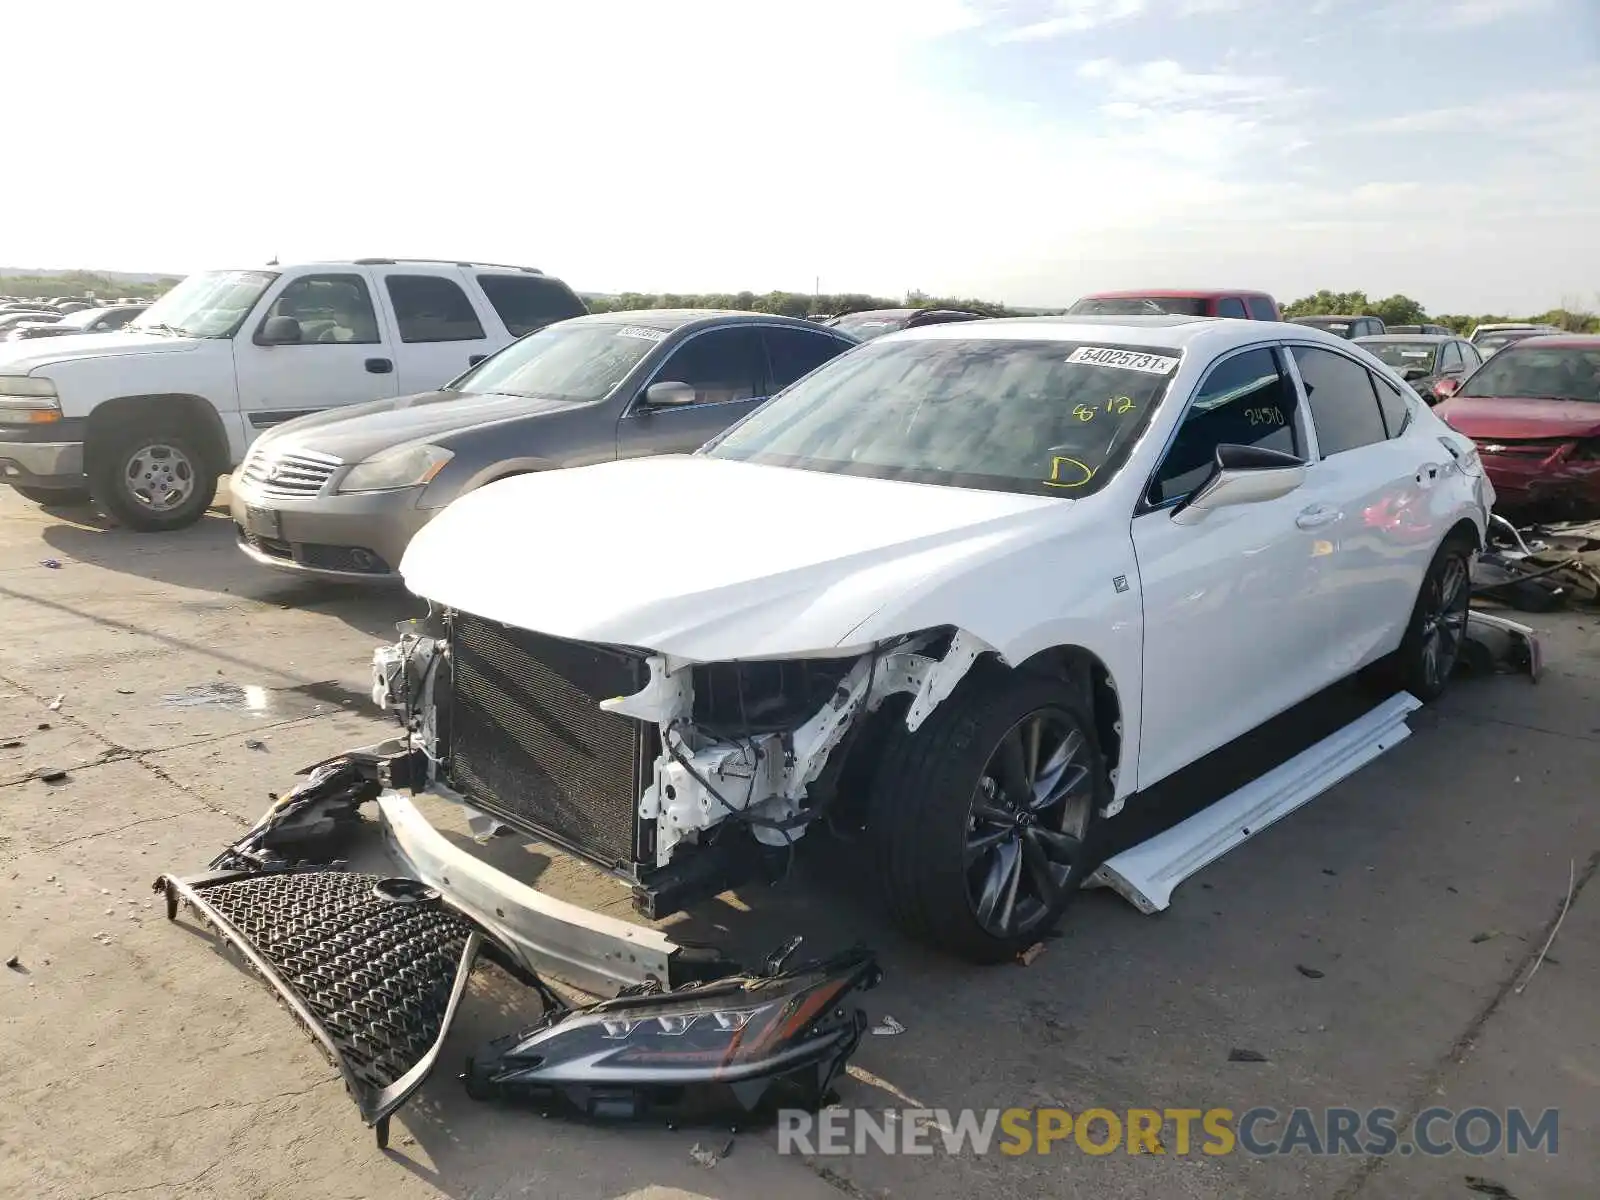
[350,257,544,274]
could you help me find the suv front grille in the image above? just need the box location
[444,613,657,871]
[237,445,342,498]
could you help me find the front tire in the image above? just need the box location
[1391,536,1473,702]
[868,668,1107,963]
[12,485,91,506]
[87,423,218,531]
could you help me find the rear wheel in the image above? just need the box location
[1388,536,1473,701]
[868,669,1107,963]
[12,485,91,506]
[87,423,218,531]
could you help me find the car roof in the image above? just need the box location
[883,313,1351,354]
[1355,333,1456,344]
[1293,314,1375,321]
[562,309,832,334]
[1497,334,1600,350]
[833,309,917,319]
[1078,288,1271,299]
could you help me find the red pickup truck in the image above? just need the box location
[1066,289,1282,321]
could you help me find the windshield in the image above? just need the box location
[829,312,910,340]
[705,337,1179,497]
[1458,346,1600,403]
[452,321,660,401]
[1363,342,1438,372]
[1475,330,1541,353]
[1066,296,1209,317]
[129,270,277,338]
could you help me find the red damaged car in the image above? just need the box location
[1435,334,1600,517]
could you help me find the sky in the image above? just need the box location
[4,0,1597,313]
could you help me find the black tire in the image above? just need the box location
[87,422,218,532]
[867,666,1108,963]
[12,485,91,506]
[1387,535,1474,702]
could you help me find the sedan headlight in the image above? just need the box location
[0,376,62,425]
[337,444,453,493]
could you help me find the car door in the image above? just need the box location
[614,325,771,459]
[1131,343,1345,786]
[379,270,498,395]
[232,270,401,435]
[762,325,855,393]
[1286,344,1446,675]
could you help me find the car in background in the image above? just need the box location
[231,310,859,581]
[1290,314,1387,339]
[6,303,147,341]
[1354,333,1483,404]
[1470,324,1560,358]
[826,308,987,340]
[1388,324,1452,336]
[0,311,60,336]
[51,300,95,313]
[1065,289,1280,320]
[1435,335,1600,518]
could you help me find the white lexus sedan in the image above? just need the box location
[389,314,1493,963]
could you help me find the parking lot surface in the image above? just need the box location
[1,487,1595,1200]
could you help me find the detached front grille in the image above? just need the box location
[238,445,342,498]
[445,612,657,870]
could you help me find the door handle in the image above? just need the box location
[364,358,393,374]
[468,354,487,366]
[1296,504,1341,530]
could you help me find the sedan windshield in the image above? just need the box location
[451,321,660,401]
[829,312,911,340]
[129,270,277,338]
[1475,330,1541,353]
[1458,347,1600,403]
[1066,296,1209,317]
[705,337,1179,497]
[1363,342,1438,372]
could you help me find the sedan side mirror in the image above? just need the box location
[1172,443,1306,526]
[1433,377,1461,400]
[644,380,698,407]
[257,315,302,346]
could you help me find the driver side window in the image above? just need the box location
[257,274,380,346]
[1148,347,1301,506]
[650,327,769,407]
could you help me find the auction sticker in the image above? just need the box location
[616,325,667,341]
[1067,346,1180,375]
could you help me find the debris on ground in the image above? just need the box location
[1295,964,1325,979]
[1017,942,1046,966]
[1515,858,1577,996]
[47,696,63,711]
[1,739,21,749]
[244,738,267,751]
[871,1015,907,1036]
[689,1140,734,1169]
[1470,931,1500,944]
[1464,1176,1518,1199]
[1228,1047,1269,1063]
[36,722,50,731]
[116,688,134,696]
[5,955,20,971]
[35,767,68,784]
[1477,518,1600,613]
[40,559,61,569]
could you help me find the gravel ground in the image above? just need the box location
[1,484,1594,1200]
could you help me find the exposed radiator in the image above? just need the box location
[445,612,657,871]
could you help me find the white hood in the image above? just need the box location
[0,330,203,374]
[400,455,1068,661]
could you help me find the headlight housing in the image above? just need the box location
[0,376,62,425]
[338,444,453,493]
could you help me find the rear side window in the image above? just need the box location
[1217,297,1248,319]
[477,274,587,337]
[1438,343,1462,372]
[385,274,486,343]
[1244,295,1277,321]
[1371,372,1411,436]
[764,327,851,391]
[1149,347,1300,506]
[1291,346,1389,456]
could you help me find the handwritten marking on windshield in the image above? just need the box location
[1043,456,1095,489]
[1072,395,1138,422]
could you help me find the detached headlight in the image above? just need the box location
[337,444,453,493]
[0,376,62,425]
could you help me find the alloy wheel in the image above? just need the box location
[1420,553,1470,691]
[124,443,196,512]
[964,709,1095,940]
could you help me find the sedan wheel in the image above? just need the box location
[1393,536,1475,702]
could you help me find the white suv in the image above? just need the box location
[0,259,586,530]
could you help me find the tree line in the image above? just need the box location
[0,271,180,301]
[583,289,1016,319]
[1279,290,1599,335]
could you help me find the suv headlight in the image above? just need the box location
[0,376,62,425]
[338,444,454,493]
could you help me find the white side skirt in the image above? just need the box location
[1086,692,1422,914]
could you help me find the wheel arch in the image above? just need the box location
[1444,515,1483,552]
[85,394,230,477]
[1011,644,1125,788]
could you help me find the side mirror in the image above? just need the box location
[1172,444,1306,526]
[257,315,302,346]
[643,380,698,407]
[1433,377,1461,401]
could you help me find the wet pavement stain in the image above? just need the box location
[160,679,374,716]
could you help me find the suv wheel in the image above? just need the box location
[88,423,218,531]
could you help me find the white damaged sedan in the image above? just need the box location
[389,314,1493,963]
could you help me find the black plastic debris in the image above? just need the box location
[1295,964,1325,979]
[1228,1048,1269,1063]
[35,767,68,784]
